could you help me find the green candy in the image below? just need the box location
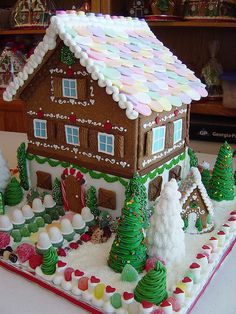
[43,214,52,224]
[121,264,139,282]
[110,293,122,309]
[35,217,45,228]
[28,222,39,233]
[20,226,31,237]
[11,229,22,243]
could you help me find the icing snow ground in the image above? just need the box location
[62,198,236,295]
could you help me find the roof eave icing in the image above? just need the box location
[3,11,207,121]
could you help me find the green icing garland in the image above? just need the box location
[41,246,58,275]
[26,152,186,187]
[134,261,168,305]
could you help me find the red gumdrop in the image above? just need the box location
[57,248,67,257]
[64,267,74,281]
[69,242,79,250]
[78,277,89,291]
[0,232,10,249]
[16,243,36,263]
[29,254,43,269]
[80,233,91,242]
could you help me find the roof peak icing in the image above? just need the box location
[3,11,207,120]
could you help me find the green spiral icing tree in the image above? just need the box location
[125,173,149,229]
[52,178,63,206]
[108,196,147,273]
[201,168,211,192]
[4,177,23,206]
[86,186,99,218]
[208,142,235,201]
[134,261,168,305]
[41,246,58,275]
[17,143,29,191]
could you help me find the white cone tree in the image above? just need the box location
[147,179,185,266]
[0,149,11,193]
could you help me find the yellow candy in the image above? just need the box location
[148,101,163,113]
[159,97,172,111]
[93,283,105,300]
[176,282,187,293]
[30,231,40,243]
[135,84,149,93]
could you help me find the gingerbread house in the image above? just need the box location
[3,12,207,216]
[179,167,214,233]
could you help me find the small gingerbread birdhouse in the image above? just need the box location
[12,0,56,28]
[179,167,214,234]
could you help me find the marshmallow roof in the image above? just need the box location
[3,12,207,120]
[179,167,214,216]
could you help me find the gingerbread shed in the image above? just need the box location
[179,167,214,233]
[3,12,207,216]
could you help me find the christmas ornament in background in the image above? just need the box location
[108,196,147,273]
[12,0,56,28]
[0,43,26,89]
[208,142,235,201]
[126,0,150,18]
[201,40,223,100]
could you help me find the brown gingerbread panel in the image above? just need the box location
[20,41,138,178]
[36,171,52,190]
[169,165,182,181]
[148,176,163,201]
[98,188,116,211]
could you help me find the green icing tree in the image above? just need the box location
[17,143,29,191]
[125,173,149,229]
[0,192,4,214]
[52,178,63,206]
[201,168,211,192]
[195,217,203,232]
[86,186,99,218]
[208,142,235,201]
[188,147,198,168]
[41,246,58,275]
[108,196,147,273]
[60,45,75,66]
[4,177,23,206]
[134,261,168,305]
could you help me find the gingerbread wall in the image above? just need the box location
[137,104,189,175]
[20,41,138,178]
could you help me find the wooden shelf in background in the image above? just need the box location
[191,101,236,117]
[0,29,46,35]
[147,20,236,28]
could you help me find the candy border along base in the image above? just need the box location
[0,237,235,314]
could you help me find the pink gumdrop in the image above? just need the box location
[16,243,36,263]
[78,277,89,291]
[145,257,158,272]
[166,296,181,312]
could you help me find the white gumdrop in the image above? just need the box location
[43,194,56,209]
[37,232,51,250]
[60,219,74,235]
[11,209,25,225]
[22,205,34,219]
[0,215,13,231]
[49,227,63,244]
[72,214,86,229]
[81,207,94,223]
[32,198,45,213]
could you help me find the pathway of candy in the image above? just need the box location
[0,197,235,314]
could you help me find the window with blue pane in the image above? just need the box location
[152,126,166,154]
[62,79,77,98]
[65,125,80,146]
[173,119,182,144]
[33,119,47,139]
[98,133,114,155]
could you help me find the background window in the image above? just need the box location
[62,79,77,98]
[65,125,80,146]
[98,133,114,155]
[33,119,47,139]
[152,126,166,154]
[173,119,182,144]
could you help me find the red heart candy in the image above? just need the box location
[161,300,171,307]
[57,260,67,268]
[190,262,200,269]
[173,287,184,294]
[182,276,192,283]
[106,285,116,293]
[196,253,205,259]
[90,276,100,284]
[142,300,153,308]
[123,292,134,300]
[74,270,84,277]
[69,242,79,250]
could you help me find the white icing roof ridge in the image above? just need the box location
[3,12,208,120]
[179,167,214,216]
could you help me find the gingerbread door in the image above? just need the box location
[61,168,85,213]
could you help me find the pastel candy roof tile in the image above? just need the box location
[3,11,208,120]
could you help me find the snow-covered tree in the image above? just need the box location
[0,149,11,193]
[147,179,185,266]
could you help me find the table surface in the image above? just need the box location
[0,131,236,314]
